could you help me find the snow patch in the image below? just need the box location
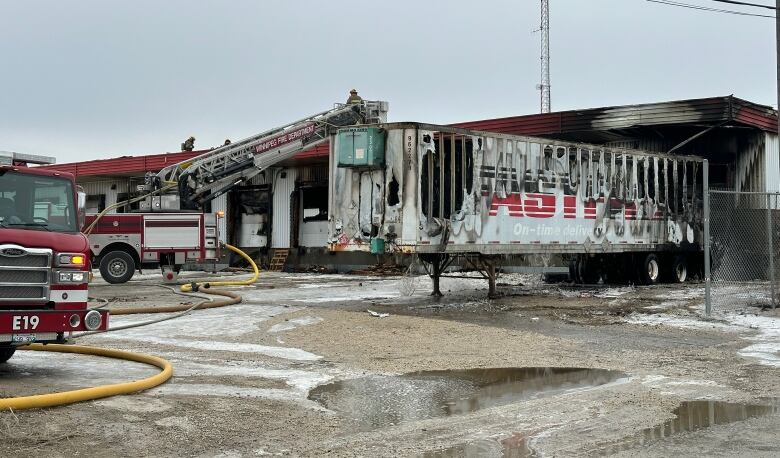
[268,316,323,333]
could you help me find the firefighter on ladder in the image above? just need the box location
[346,89,363,104]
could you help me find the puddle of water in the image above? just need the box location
[308,367,624,430]
[422,433,534,458]
[600,399,780,455]
[426,399,780,457]
[639,399,779,443]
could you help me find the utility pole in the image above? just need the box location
[777,0,779,138]
[540,0,551,113]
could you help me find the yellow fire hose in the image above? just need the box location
[180,243,260,293]
[0,344,172,411]
[0,245,260,410]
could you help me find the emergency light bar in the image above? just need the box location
[0,151,56,166]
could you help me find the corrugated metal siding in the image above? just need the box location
[40,151,206,177]
[604,138,669,153]
[735,133,767,193]
[297,165,328,183]
[79,179,129,214]
[271,168,297,248]
[765,133,779,193]
[247,172,269,186]
[210,194,229,243]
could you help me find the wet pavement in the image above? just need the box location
[308,367,625,430]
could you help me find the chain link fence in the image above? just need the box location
[705,190,779,313]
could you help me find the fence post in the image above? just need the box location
[704,160,711,315]
[768,193,776,310]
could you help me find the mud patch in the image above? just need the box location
[308,367,624,430]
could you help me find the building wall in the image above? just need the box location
[271,168,297,248]
[765,133,779,193]
[80,180,129,214]
[210,193,228,243]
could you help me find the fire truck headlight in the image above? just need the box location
[84,310,102,331]
[71,272,86,282]
[58,254,86,266]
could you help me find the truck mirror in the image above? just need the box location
[77,190,87,230]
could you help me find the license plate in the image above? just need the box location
[12,334,36,343]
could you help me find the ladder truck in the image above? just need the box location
[87,99,388,283]
[0,151,108,363]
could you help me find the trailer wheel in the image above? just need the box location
[99,250,135,284]
[569,258,579,283]
[670,255,688,283]
[638,253,661,285]
[579,256,601,284]
[0,346,16,364]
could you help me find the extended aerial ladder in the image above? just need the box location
[146,99,388,210]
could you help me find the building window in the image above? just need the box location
[85,194,106,213]
[301,186,328,222]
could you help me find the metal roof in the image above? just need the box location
[451,95,777,138]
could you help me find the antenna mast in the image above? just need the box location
[540,0,551,113]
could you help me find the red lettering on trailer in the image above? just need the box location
[563,196,576,219]
[489,193,555,218]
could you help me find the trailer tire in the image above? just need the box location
[569,258,579,283]
[579,256,601,285]
[638,253,661,285]
[0,346,16,364]
[670,255,688,283]
[99,251,135,284]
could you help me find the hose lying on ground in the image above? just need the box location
[180,243,260,292]
[0,344,172,411]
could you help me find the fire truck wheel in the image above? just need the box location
[638,253,661,285]
[100,251,135,284]
[0,346,16,364]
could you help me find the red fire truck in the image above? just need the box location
[0,151,108,363]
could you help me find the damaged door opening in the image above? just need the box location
[420,134,474,219]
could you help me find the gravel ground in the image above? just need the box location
[1,270,779,457]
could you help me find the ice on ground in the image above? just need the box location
[97,303,297,338]
[268,316,323,333]
[628,302,780,367]
[173,361,331,392]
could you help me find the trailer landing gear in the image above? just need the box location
[420,254,453,297]
[419,254,500,298]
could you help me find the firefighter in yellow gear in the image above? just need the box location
[346,89,363,104]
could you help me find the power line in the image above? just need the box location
[708,0,774,10]
[646,0,775,17]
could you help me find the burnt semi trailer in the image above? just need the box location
[328,123,706,295]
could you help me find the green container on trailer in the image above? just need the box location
[337,127,385,168]
[369,237,385,254]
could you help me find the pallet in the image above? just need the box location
[268,249,290,272]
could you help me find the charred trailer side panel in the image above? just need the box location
[329,123,706,288]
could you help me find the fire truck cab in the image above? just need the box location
[0,151,108,363]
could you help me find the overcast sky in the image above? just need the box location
[0,0,775,163]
